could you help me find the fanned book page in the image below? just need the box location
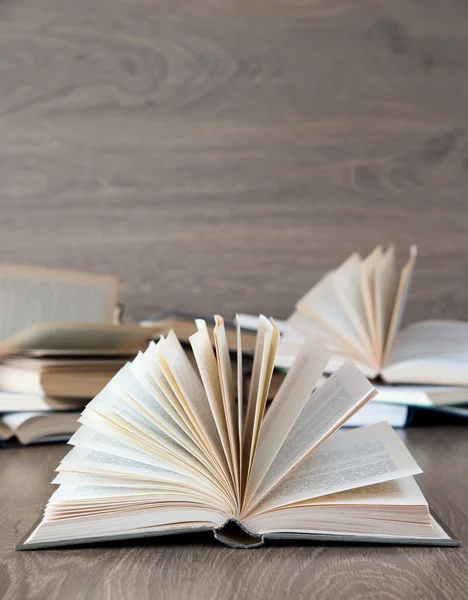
[277,245,468,386]
[17,315,458,550]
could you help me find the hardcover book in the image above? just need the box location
[17,316,459,549]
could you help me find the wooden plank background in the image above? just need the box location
[0,0,467,324]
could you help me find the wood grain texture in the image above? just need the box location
[1,0,468,598]
[0,428,466,600]
[0,0,467,324]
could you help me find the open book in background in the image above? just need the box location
[0,412,80,447]
[276,246,468,387]
[17,316,457,550]
[0,264,159,441]
[0,263,159,358]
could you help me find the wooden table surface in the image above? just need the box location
[0,427,466,600]
[1,0,468,597]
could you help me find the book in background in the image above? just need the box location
[141,311,468,428]
[236,249,468,427]
[0,263,158,446]
[274,245,468,385]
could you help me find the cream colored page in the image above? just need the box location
[297,271,370,361]
[247,422,421,514]
[213,316,239,496]
[157,331,223,456]
[247,319,281,477]
[244,362,376,512]
[245,331,272,475]
[59,445,199,485]
[113,362,198,452]
[243,316,273,462]
[283,311,345,361]
[0,411,45,430]
[236,318,243,483]
[58,442,230,509]
[52,471,213,490]
[77,409,186,465]
[246,336,331,504]
[383,245,417,362]
[383,319,468,385]
[332,253,373,359]
[76,411,222,490]
[142,341,194,431]
[47,484,211,502]
[26,504,228,545]
[69,425,180,471]
[0,264,117,343]
[287,311,337,343]
[189,321,232,469]
[131,351,190,431]
[84,386,203,472]
[301,477,427,507]
[374,246,398,364]
[360,245,382,361]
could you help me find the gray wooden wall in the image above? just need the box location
[1,0,467,323]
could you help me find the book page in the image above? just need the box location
[58,443,231,511]
[85,386,203,471]
[111,363,203,459]
[235,317,244,492]
[142,341,196,432]
[59,445,199,486]
[243,316,273,461]
[0,264,118,344]
[244,318,280,481]
[131,351,191,433]
[156,331,225,462]
[25,502,228,547]
[83,384,228,489]
[299,476,427,507]
[0,323,153,357]
[76,411,222,488]
[69,425,184,472]
[297,272,370,362]
[383,319,468,385]
[245,336,331,505]
[360,245,382,361]
[383,245,417,362]
[189,320,235,488]
[374,246,398,365]
[243,362,376,513]
[242,476,441,539]
[332,253,373,360]
[235,318,243,448]
[213,316,239,497]
[246,422,421,514]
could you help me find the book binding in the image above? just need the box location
[16,511,460,551]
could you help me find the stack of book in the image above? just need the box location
[236,245,468,427]
[0,264,157,446]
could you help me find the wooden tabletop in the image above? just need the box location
[0,427,466,600]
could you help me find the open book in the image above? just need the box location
[277,246,468,386]
[0,411,80,446]
[18,316,457,549]
[0,263,156,357]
